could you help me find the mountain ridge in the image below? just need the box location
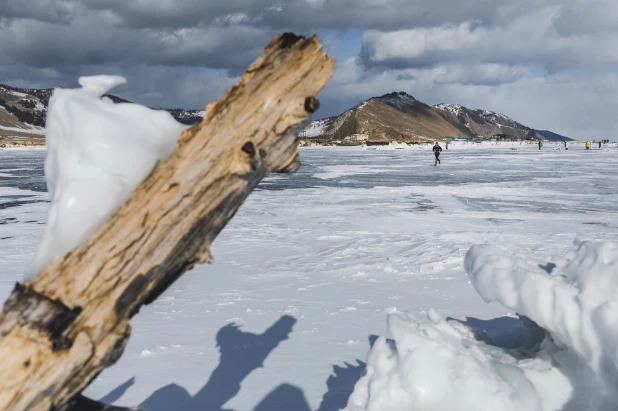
[300,93,573,142]
[0,84,573,145]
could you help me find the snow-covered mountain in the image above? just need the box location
[165,108,205,125]
[0,84,206,142]
[432,103,544,141]
[0,85,49,141]
[300,92,573,142]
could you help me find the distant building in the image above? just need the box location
[343,134,369,142]
[492,133,520,141]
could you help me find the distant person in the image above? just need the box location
[564,141,568,150]
[599,141,602,149]
[585,141,590,150]
[538,140,543,150]
[445,140,450,150]
[433,142,442,166]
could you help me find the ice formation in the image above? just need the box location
[29,75,186,278]
[346,241,618,411]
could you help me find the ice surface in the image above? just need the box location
[29,75,185,277]
[2,144,618,409]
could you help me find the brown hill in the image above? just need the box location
[300,92,468,143]
[300,92,573,143]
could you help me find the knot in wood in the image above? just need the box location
[241,141,256,157]
[304,96,320,113]
[4,283,82,351]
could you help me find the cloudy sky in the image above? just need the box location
[2,0,617,138]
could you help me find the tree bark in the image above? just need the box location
[0,33,334,411]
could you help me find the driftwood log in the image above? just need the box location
[0,33,334,411]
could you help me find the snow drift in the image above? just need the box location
[346,241,618,411]
[29,75,185,278]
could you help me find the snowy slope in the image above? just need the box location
[432,103,545,140]
[299,117,335,138]
[0,85,49,140]
[165,108,204,125]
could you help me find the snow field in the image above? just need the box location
[1,127,618,409]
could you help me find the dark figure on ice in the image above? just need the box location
[599,141,602,149]
[433,142,442,166]
[538,140,543,150]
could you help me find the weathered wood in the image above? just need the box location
[0,33,334,411]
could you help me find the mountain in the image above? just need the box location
[299,92,468,143]
[534,130,573,142]
[0,84,49,142]
[299,92,572,143]
[164,108,205,125]
[0,84,206,144]
[0,84,573,145]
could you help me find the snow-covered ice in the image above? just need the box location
[1,143,617,410]
[29,75,185,277]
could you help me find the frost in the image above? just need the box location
[29,75,186,278]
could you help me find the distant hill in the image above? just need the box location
[299,92,570,143]
[0,83,574,145]
[299,92,468,143]
[534,130,574,141]
[432,103,542,140]
[0,84,205,143]
[0,84,49,142]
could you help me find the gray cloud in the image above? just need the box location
[0,13,273,70]
[80,0,272,28]
[361,6,618,73]
[553,0,618,36]
[320,57,618,138]
[0,0,74,24]
[1,0,616,137]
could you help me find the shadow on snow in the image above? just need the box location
[92,315,545,411]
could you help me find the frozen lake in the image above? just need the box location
[1,145,617,410]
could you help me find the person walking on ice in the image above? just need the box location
[538,140,543,150]
[564,141,569,150]
[433,142,442,166]
[586,141,590,150]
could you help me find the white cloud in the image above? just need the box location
[319,57,618,138]
[362,6,618,71]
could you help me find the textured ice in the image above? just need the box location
[1,144,617,410]
[29,75,185,277]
